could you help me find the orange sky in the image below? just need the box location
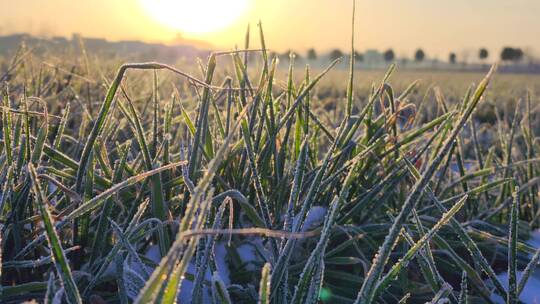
[1,0,540,60]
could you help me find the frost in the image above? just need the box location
[122,252,153,300]
[123,261,147,300]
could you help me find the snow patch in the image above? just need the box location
[293,206,327,232]
[214,241,231,285]
[144,245,161,264]
[488,229,540,304]
[527,230,540,249]
[236,243,258,271]
[130,246,214,302]
[177,262,212,303]
[490,271,540,304]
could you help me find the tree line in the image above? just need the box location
[276,47,528,64]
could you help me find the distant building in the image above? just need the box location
[0,33,208,63]
[52,36,68,44]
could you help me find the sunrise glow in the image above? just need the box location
[139,0,249,35]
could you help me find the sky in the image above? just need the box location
[1,0,539,60]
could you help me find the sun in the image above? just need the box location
[140,0,249,35]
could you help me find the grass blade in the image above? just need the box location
[29,164,82,304]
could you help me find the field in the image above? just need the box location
[2,33,540,304]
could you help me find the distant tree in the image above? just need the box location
[501,47,524,62]
[479,48,489,61]
[415,49,425,62]
[354,51,364,62]
[449,52,457,64]
[307,48,317,61]
[514,48,524,61]
[383,49,395,62]
[501,47,514,61]
[329,49,344,62]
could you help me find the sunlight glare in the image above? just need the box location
[140,0,249,35]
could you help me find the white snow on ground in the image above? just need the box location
[527,230,540,249]
[293,206,327,232]
[177,262,212,303]
[237,238,272,272]
[490,271,540,304]
[123,207,327,302]
[127,245,213,302]
[214,239,268,284]
[214,241,231,285]
[289,206,327,261]
[144,244,160,264]
[488,229,540,304]
[236,243,257,271]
